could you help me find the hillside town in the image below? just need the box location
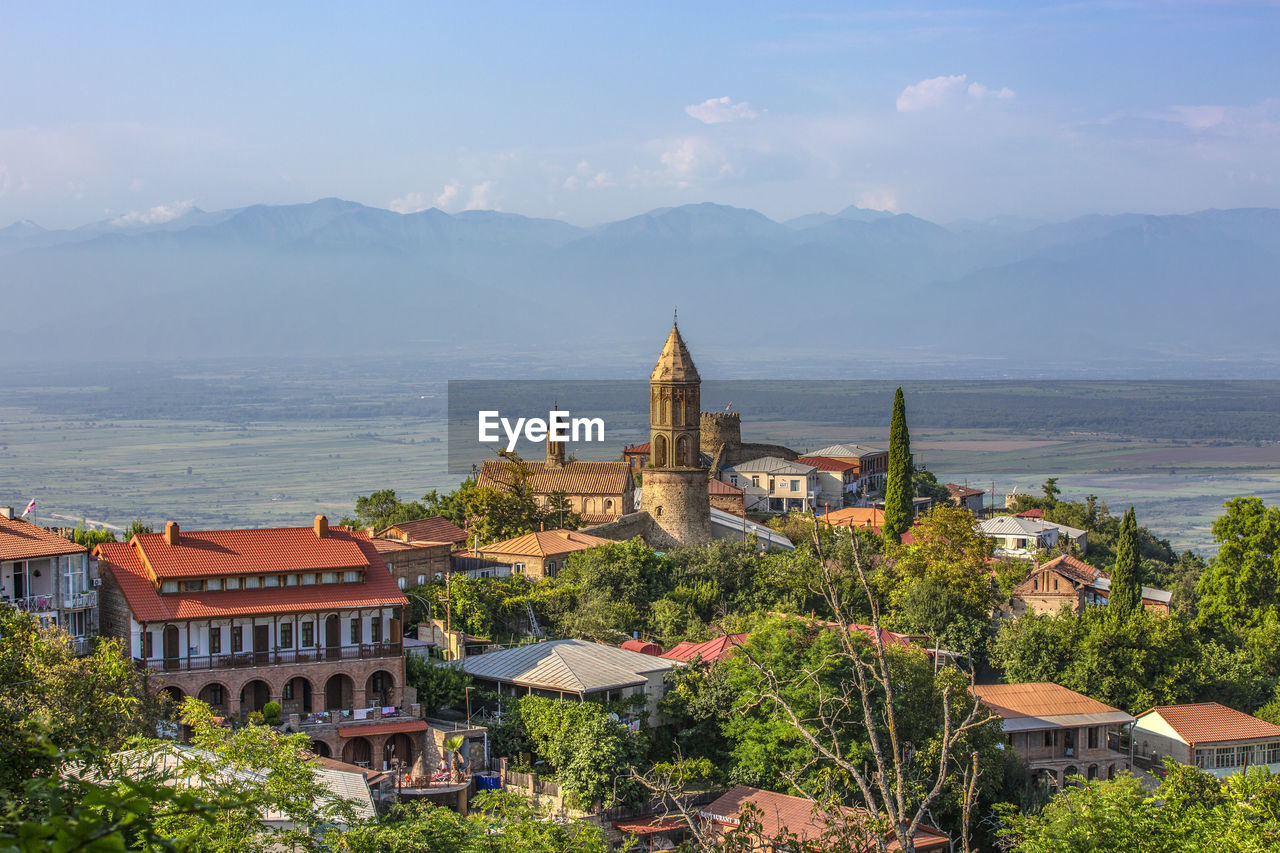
[5,321,1280,852]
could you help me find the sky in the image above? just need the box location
[1,1,1278,229]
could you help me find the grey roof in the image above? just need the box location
[1091,576,1174,604]
[457,639,676,694]
[728,456,815,475]
[981,516,1085,539]
[709,506,795,551]
[999,710,1135,732]
[809,443,886,459]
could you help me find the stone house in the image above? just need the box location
[1,508,97,653]
[1010,554,1172,617]
[945,483,987,515]
[972,682,1133,787]
[95,516,422,769]
[474,528,615,580]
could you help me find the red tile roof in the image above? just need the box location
[1143,702,1280,745]
[1036,554,1102,586]
[702,786,948,852]
[613,816,685,836]
[945,484,985,499]
[125,525,371,579]
[0,517,87,560]
[478,459,632,496]
[662,633,748,664]
[95,525,406,623]
[708,478,744,495]
[819,507,885,528]
[623,442,650,455]
[337,719,428,738]
[1016,508,1045,518]
[797,456,858,472]
[972,682,1122,719]
[379,517,467,545]
[478,529,616,559]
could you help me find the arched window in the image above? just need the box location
[676,434,690,467]
[654,435,668,467]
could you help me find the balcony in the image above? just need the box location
[139,642,404,673]
[63,590,97,610]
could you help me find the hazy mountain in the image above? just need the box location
[2,199,1278,376]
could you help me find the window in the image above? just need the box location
[161,580,178,593]
[264,575,279,587]
[1088,727,1099,749]
[301,621,314,647]
[513,562,524,574]
[1268,742,1280,764]
[343,570,359,583]
[205,684,223,705]
[371,618,382,644]
[210,627,221,654]
[283,681,294,700]
[1053,578,1059,591]
[350,618,361,644]
[207,578,222,591]
[231,626,243,653]
[1216,747,1237,768]
[183,579,202,592]
[397,577,406,589]
[791,479,800,492]
[1043,730,1055,747]
[322,572,339,584]
[301,573,317,585]
[768,478,775,492]
[143,631,153,658]
[245,576,260,589]
[279,623,293,649]
[1195,749,1211,769]
[226,577,241,590]
[285,574,298,586]
[751,476,759,488]
[417,574,426,586]
[730,475,738,487]
[65,610,88,638]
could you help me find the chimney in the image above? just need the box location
[164,521,179,545]
[2,506,13,520]
[314,515,329,538]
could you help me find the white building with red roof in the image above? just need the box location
[1132,702,1280,777]
[95,515,418,770]
[1,506,96,653]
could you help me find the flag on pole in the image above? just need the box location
[21,499,35,518]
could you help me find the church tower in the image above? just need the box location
[546,403,566,468]
[643,318,711,546]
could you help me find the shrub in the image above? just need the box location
[262,701,282,726]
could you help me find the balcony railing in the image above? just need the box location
[139,642,404,673]
[63,591,97,610]
[6,595,57,613]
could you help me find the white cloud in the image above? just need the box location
[128,177,145,192]
[685,96,760,124]
[857,188,899,212]
[464,180,496,210]
[587,170,615,189]
[659,137,734,187]
[109,199,195,227]
[389,191,430,213]
[435,182,462,209]
[1167,105,1228,131]
[896,74,1014,112]
[564,160,615,190]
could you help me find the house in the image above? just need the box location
[972,682,1133,787]
[95,516,421,769]
[979,516,1060,556]
[700,785,949,852]
[661,633,748,665]
[1010,554,1172,617]
[1,507,97,654]
[372,539,452,590]
[722,457,819,514]
[1131,702,1280,777]
[477,429,635,524]
[622,441,650,472]
[945,484,986,515]
[807,443,889,496]
[473,529,616,579]
[377,517,467,549]
[455,638,677,725]
[796,456,859,512]
[708,477,746,517]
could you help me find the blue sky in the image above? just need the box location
[2,1,1278,228]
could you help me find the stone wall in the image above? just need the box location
[700,411,741,457]
[580,511,657,543]
[643,469,712,548]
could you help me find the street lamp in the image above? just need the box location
[464,685,472,722]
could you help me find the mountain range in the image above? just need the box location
[3,199,1278,376]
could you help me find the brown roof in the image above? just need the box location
[95,525,406,623]
[702,786,948,852]
[972,682,1122,720]
[819,507,885,528]
[479,529,616,559]
[651,322,700,382]
[1036,554,1101,586]
[1143,702,1280,745]
[337,719,428,738]
[797,456,858,472]
[379,516,467,545]
[119,525,371,579]
[477,459,632,496]
[945,484,984,499]
[662,633,748,664]
[708,478,743,495]
[1017,508,1045,518]
[0,517,87,560]
[623,442,650,455]
[373,538,451,553]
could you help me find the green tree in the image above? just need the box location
[549,538,673,641]
[406,656,471,715]
[883,387,913,543]
[1108,506,1143,620]
[517,696,646,809]
[1196,496,1280,636]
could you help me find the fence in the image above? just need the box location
[138,642,403,673]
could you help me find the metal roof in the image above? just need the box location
[808,443,886,459]
[1090,576,1174,604]
[457,639,677,694]
[726,456,815,475]
[709,506,795,551]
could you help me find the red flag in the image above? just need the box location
[21,499,35,518]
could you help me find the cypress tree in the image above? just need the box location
[883,386,913,543]
[1109,506,1143,619]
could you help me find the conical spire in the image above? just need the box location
[651,319,700,382]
